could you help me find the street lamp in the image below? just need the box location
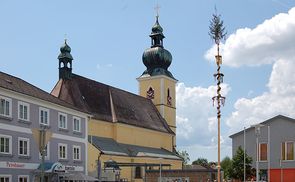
[251,124,264,182]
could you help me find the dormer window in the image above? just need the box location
[146,87,154,99]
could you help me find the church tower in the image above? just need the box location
[58,40,73,79]
[137,15,177,138]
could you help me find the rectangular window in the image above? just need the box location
[0,135,12,154]
[73,117,81,132]
[135,166,142,178]
[282,141,294,160]
[0,96,11,118]
[18,102,29,121]
[39,108,49,126]
[58,112,67,129]
[259,143,267,161]
[73,145,81,160]
[58,143,67,160]
[18,175,29,182]
[0,175,11,182]
[18,137,29,156]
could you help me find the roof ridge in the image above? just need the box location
[73,73,148,101]
[0,71,88,114]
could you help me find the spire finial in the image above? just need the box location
[154,4,160,19]
[64,34,67,44]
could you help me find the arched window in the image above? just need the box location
[60,62,65,68]
[167,88,172,106]
[146,87,154,99]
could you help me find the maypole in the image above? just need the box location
[209,9,226,182]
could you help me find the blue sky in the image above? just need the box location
[1,0,295,162]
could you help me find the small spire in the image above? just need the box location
[154,4,160,18]
[155,3,161,17]
[64,34,67,44]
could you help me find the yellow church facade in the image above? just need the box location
[51,15,182,181]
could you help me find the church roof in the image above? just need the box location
[51,74,174,134]
[0,71,87,113]
[89,135,181,160]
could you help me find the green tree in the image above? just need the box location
[208,9,227,45]
[221,156,232,180]
[192,157,209,168]
[229,146,253,180]
[178,150,190,165]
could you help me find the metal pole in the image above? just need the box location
[256,135,259,182]
[244,127,246,182]
[268,126,270,182]
[280,159,282,182]
[40,128,46,182]
[159,161,162,182]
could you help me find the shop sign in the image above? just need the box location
[0,161,39,169]
[65,165,84,172]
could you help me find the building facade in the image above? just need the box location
[51,15,182,182]
[0,72,89,182]
[230,115,295,182]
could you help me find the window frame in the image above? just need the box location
[73,116,81,132]
[58,143,67,160]
[259,142,268,161]
[73,145,81,161]
[282,141,294,161]
[18,175,29,182]
[39,107,50,126]
[0,175,12,182]
[0,134,12,155]
[134,166,142,179]
[18,137,30,157]
[58,112,67,130]
[18,101,30,121]
[0,96,12,118]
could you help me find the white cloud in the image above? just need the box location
[227,58,295,133]
[176,83,230,147]
[205,7,295,67]
[203,7,295,134]
[179,7,295,161]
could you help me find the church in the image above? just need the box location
[51,15,182,181]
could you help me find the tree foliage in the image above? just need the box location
[229,146,254,180]
[192,157,209,168]
[209,10,227,45]
[221,156,232,180]
[178,150,190,165]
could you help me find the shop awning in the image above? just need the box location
[36,162,65,173]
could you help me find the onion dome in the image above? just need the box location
[58,39,73,80]
[152,16,163,34]
[58,40,73,60]
[141,16,175,79]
